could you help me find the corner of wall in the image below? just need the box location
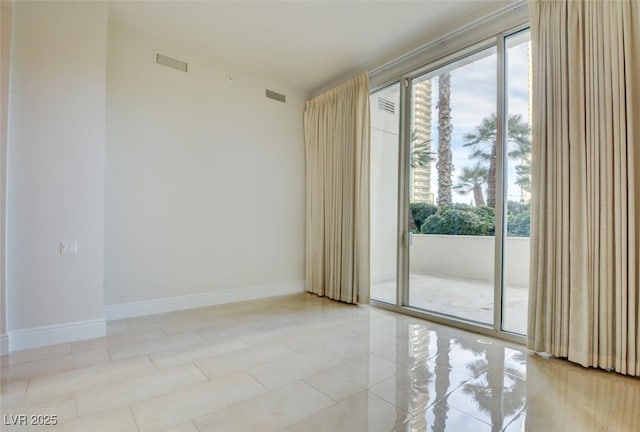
[105,281,305,321]
[5,0,108,350]
[0,0,14,348]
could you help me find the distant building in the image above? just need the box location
[370,80,434,204]
[411,80,433,203]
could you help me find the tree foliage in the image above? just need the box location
[454,164,488,207]
[420,204,495,236]
[507,211,530,237]
[507,201,530,237]
[414,201,530,237]
[462,113,531,207]
[409,202,437,233]
[514,161,531,193]
[410,130,433,169]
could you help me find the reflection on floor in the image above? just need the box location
[373,273,529,335]
[1,293,638,431]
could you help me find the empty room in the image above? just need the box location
[1,0,639,431]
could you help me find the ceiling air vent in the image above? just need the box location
[378,97,395,114]
[155,52,188,72]
[266,89,286,103]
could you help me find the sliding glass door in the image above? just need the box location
[501,29,532,335]
[370,27,531,341]
[407,47,498,326]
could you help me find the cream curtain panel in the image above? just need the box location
[303,73,370,304]
[529,0,640,375]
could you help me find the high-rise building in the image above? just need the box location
[411,80,433,203]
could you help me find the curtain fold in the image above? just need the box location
[303,73,370,304]
[529,0,639,375]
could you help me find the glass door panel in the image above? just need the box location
[502,29,532,334]
[408,47,498,325]
[370,83,401,304]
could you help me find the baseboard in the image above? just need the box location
[8,319,106,353]
[104,280,305,321]
[0,333,8,356]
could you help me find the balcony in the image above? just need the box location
[371,234,529,335]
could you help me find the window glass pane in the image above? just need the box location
[502,29,532,335]
[408,47,497,325]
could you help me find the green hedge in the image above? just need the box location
[420,204,495,236]
[409,202,437,233]
[408,201,530,237]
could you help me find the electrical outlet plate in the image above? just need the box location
[60,241,78,255]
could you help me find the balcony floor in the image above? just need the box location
[372,272,528,335]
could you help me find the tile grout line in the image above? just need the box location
[191,361,211,381]
[243,369,274,393]
[4,344,73,368]
[73,395,79,423]
[301,377,341,404]
[191,419,203,432]
[129,405,142,432]
[367,389,412,417]
[147,354,159,371]
[23,377,32,401]
[500,403,527,432]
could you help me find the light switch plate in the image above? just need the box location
[60,241,78,255]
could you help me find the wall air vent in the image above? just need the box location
[155,52,188,72]
[266,89,286,103]
[378,97,395,114]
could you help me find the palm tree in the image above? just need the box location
[514,161,531,193]
[455,341,527,432]
[454,164,488,207]
[436,73,453,207]
[508,136,532,195]
[410,129,432,169]
[433,334,452,432]
[461,347,527,431]
[462,113,531,208]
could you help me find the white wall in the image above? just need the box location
[410,235,530,287]
[6,1,108,349]
[104,23,305,309]
[370,85,400,284]
[0,0,13,354]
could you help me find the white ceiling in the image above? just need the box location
[108,1,515,93]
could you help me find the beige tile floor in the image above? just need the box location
[1,293,638,431]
